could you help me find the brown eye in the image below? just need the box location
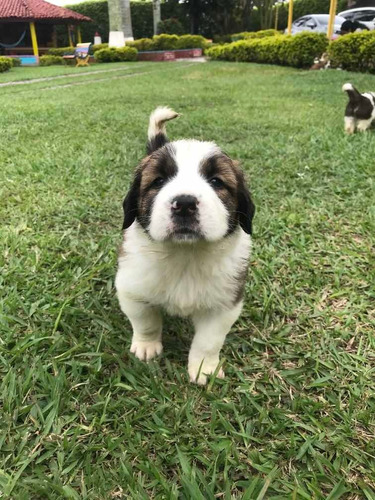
[209,177,225,189]
[150,177,165,189]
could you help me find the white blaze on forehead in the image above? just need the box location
[147,139,230,242]
[171,139,221,176]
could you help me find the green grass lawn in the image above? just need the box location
[0,62,144,84]
[1,61,375,499]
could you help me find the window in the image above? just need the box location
[353,11,375,22]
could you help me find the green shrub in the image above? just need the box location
[157,18,184,35]
[206,32,327,68]
[328,31,375,72]
[359,33,375,72]
[39,55,65,66]
[212,34,232,44]
[10,58,21,67]
[127,34,209,52]
[127,38,154,51]
[285,32,328,67]
[92,43,108,53]
[152,34,179,50]
[0,57,13,73]
[175,34,208,49]
[47,47,74,56]
[231,29,280,41]
[94,46,138,63]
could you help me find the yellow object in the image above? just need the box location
[287,0,294,35]
[77,26,82,44]
[68,26,74,47]
[75,43,91,66]
[275,3,279,30]
[63,43,91,67]
[30,22,39,58]
[327,0,338,39]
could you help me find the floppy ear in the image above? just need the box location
[122,172,141,230]
[237,176,255,235]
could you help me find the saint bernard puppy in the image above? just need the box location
[115,107,255,385]
[343,83,375,134]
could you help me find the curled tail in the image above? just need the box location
[147,107,179,154]
[342,83,362,104]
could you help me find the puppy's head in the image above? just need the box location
[122,107,255,243]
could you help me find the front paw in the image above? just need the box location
[130,339,163,361]
[188,358,225,385]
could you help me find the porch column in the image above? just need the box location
[287,0,293,35]
[77,26,82,44]
[29,22,39,57]
[52,26,57,47]
[68,25,74,47]
[327,0,338,39]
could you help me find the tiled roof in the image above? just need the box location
[0,0,92,22]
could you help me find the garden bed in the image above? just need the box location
[138,48,202,62]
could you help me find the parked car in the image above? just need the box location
[286,14,346,36]
[337,7,375,30]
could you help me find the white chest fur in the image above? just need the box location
[115,223,251,316]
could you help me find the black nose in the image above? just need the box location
[171,195,198,216]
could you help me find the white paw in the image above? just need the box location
[188,359,225,385]
[130,340,163,361]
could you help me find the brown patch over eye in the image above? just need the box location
[136,145,178,230]
[200,153,248,236]
[140,146,177,192]
[199,154,237,194]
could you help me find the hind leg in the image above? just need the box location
[344,116,356,134]
[357,118,372,132]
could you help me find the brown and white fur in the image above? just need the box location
[343,83,375,134]
[115,107,255,385]
[310,52,330,71]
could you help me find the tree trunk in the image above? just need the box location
[108,0,133,38]
[243,0,252,30]
[121,0,133,39]
[153,0,161,35]
[189,0,201,34]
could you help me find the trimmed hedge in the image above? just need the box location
[231,29,280,41]
[175,35,209,50]
[92,43,108,53]
[10,58,21,67]
[0,57,13,73]
[94,46,138,63]
[127,34,209,52]
[206,32,328,68]
[39,55,65,66]
[48,44,108,56]
[48,47,74,56]
[328,31,375,72]
[49,35,207,60]
[128,38,154,52]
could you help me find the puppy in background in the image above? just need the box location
[115,107,255,385]
[310,52,330,71]
[342,83,375,134]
